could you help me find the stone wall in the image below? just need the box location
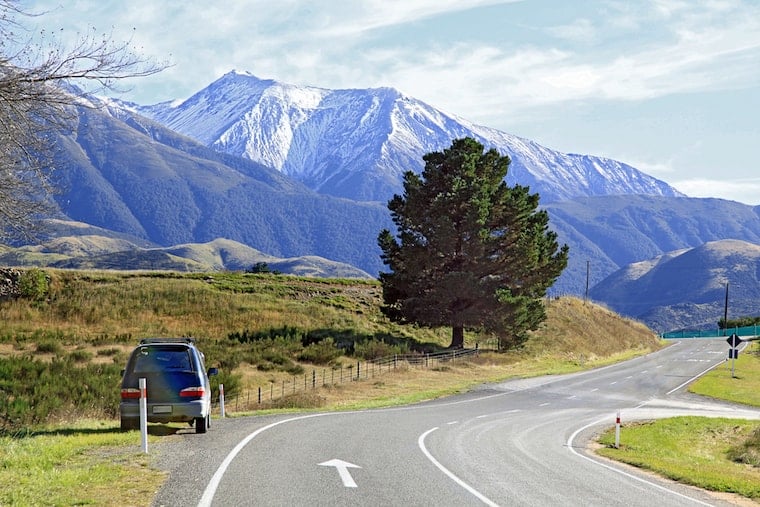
[0,268,22,299]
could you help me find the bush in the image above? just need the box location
[353,339,408,360]
[68,350,93,363]
[0,356,121,431]
[18,269,49,301]
[297,338,343,365]
[35,341,63,355]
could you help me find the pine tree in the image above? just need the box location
[378,137,569,349]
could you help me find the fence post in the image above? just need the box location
[258,386,262,404]
[357,361,360,380]
[312,370,316,389]
[219,383,226,418]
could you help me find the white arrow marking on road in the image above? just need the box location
[319,459,361,488]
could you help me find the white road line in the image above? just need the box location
[566,416,712,507]
[539,402,550,407]
[590,388,599,393]
[447,421,459,425]
[666,360,726,395]
[419,427,499,507]
[197,413,332,507]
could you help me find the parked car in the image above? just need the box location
[119,338,218,433]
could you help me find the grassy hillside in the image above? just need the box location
[0,269,661,429]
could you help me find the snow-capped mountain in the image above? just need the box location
[132,70,684,203]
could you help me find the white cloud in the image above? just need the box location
[672,178,760,206]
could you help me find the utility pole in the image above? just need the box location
[723,281,729,336]
[584,260,590,304]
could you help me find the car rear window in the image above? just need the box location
[131,346,195,373]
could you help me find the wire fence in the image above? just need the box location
[661,325,760,339]
[215,347,481,413]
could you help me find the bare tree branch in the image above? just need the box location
[0,0,168,242]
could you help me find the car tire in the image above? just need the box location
[195,415,208,434]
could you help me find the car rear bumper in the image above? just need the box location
[120,399,209,424]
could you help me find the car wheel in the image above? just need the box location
[195,415,208,434]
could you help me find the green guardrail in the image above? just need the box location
[662,324,760,339]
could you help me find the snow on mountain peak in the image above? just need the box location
[135,70,685,204]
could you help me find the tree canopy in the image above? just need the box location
[0,0,165,242]
[378,137,569,350]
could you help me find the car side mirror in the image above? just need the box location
[208,367,219,376]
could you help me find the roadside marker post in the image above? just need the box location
[614,411,621,449]
[139,378,148,453]
[219,383,226,418]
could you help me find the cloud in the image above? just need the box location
[22,0,760,117]
[672,178,760,206]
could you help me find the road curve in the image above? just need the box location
[151,338,759,507]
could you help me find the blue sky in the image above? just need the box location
[24,0,760,204]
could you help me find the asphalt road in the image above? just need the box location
[151,338,760,507]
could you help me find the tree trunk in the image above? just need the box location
[448,325,464,349]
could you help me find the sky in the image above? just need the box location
[19,0,760,205]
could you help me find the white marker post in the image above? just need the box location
[219,383,226,418]
[139,378,148,453]
[614,411,621,449]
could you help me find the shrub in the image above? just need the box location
[18,269,49,301]
[353,339,408,360]
[68,350,93,363]
[35,341,63,355]
[297,338,343,365]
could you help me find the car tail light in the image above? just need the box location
[180,386,206,398]
[121,388,141,399]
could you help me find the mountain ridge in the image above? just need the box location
[10,73,760,333]
[133,70,685,204]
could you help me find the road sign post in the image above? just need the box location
[726,334,742,378]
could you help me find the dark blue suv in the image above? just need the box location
[120,338,218,433]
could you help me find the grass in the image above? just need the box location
[597,417,760,499]
[0,420,164,507]
[688,341,760,407]
[595,342,760,501]
[0,269,665,506]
